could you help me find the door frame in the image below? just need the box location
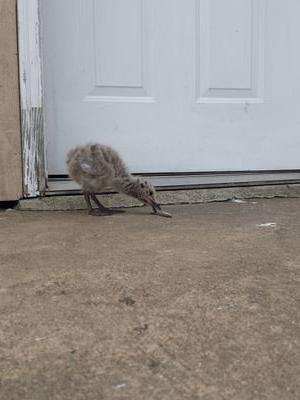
[17,0,46,198]
[17,0,300,197]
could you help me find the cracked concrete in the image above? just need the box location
[1,199,300,399]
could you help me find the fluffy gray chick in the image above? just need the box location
[66,143,167,216]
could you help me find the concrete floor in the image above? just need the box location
[1,199,300,400]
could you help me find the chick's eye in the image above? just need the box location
[140,183,145,188]
[150,191,153,196]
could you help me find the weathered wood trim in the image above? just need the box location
[17,0,46,197]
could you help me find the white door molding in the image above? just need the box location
[17,0,46,197]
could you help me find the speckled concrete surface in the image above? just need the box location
[1,199,300,399]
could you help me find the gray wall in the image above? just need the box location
[0,0,22,201]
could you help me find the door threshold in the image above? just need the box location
[46,171,300,195]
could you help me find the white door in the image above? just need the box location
[41,0,300,176]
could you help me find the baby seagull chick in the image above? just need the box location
[66,143,172,217]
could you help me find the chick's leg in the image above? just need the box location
[83,191,108,216]
[90,193,124,215]
[83,192,93,213]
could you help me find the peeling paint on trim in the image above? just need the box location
[17,0,46,197]
[21,108,45,196]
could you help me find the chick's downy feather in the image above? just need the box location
[67,144,129,192]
